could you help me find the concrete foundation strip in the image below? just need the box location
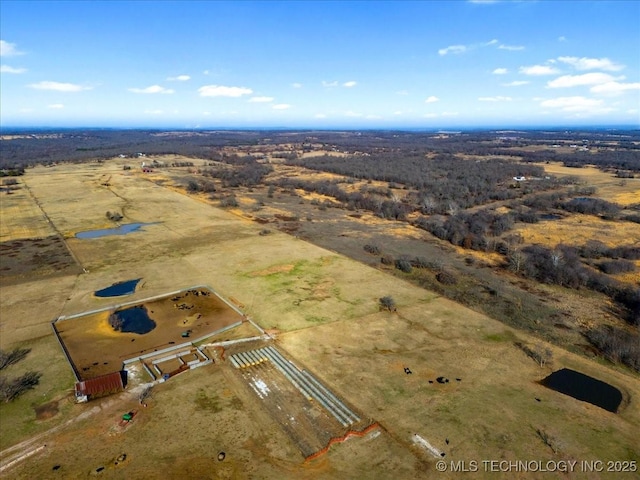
[258,348,315,403]
[262,347,353,427]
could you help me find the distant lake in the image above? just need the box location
[76,223,155,239]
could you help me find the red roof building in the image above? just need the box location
[75,371,125,402]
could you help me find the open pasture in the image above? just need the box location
[1,158,639,479]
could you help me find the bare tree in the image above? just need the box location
[508,249,526,273]
[0,371,41,402]
[0,348,31,370]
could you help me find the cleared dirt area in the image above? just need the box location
[1,158,639,479]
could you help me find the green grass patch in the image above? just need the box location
[485,330,518,343]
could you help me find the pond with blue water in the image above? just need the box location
[75,223,155,239]
[95,279,141,297]
[112,306,156,334]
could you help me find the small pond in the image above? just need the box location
[541,368,622,413]
[95,279,141,297]
[76,223,155,239]
[112,306,156,334]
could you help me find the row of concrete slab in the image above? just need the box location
[230,346,361,427]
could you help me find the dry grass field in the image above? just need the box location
[1,158,639,479]
[539,162,640,206]
[515,214,640,250]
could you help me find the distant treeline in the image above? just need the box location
[2,128,639,171]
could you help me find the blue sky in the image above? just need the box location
[1,0,639,128]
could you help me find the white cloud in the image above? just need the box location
[478,96,512,102]
[203,70,210,75]
[144,109,164,115]
[590,81,640,95]
[492,68,508,75]
[394,111,403,115]
[499,44,525,51]
[547,72,620,88]
[343,81,357,87]
[291,82,303,88]
[28,81,92,92]
[558,36,567,42]
[0,40,24,57]
[314,113,327,118]
[344,111,363,117]
[438,44,467,56]
[519,65,560,76]
[198,85,252,97]
[272,103,291,110]
[129,85,174,94]
[249,96,274,103]
[502,80,529,87]
[425,96,439,103]
[423,111,458,118]
[540,96,608,113]
[396,90,409,95]
[0,64,26,74]
[439,39,514,56]
[47,103,64,109]
[365,114,382,119]
[167,75,190,81]
[557,56,624,72]
[322,80,338,87]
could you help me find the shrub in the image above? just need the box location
[380,254,395,265]
[379,296,396,311]
[220,195,239,208]
[436,270,458,285]
[586,326,640,372]
[395,259,413,273]
[411,256,430,268]
[598,260,636,275]
[105,211,123,222]
[363,244,381,255]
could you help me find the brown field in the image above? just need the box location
[515,214,640,250]
[1,157,639,479]
[539,162,640,205]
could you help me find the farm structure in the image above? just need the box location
[126,344,212,382]
[75,371,126,403]
[53,285,249,401]
[228,344,372,459]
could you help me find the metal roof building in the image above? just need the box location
[75,371,126,402]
